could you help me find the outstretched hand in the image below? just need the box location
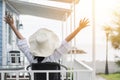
[65,18,89,42]
[79,18,89,30]
[4,14,14,26]
[4,14,24,39]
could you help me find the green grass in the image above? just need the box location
[99,73,120,80]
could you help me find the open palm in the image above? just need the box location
[79,18,89,29]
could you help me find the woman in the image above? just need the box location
[4,14,89,64]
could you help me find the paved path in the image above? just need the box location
[96,75,106,80]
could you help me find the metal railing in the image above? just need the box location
[0,69,93,80]
[0,55,93,80]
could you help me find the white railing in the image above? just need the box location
[0,56,93,80]
[0,69,93,80]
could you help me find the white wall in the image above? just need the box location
[85,61,120,73]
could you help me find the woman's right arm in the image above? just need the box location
[4,14,24,39]
[65,18,89,42]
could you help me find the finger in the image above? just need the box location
[84,18,88,22]
[4,19,6,22]
[4,19,8,23]
[8,15,11,18]
[6,13,10,18]
[7,16,11,21]
[5,15,9,19]
[4,17,10,22]
[80,18,89,24]
[84,19,89,24]
[80,19,84,23]
[83,17,86,21]
[11,17,13,21]
[5,17,8,21]
[6,14,8,17]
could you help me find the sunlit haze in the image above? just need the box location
[20,0,120,61]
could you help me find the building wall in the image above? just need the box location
[85,61,120,73]
[0,0,20,66]
[0,0,3,65]
[4,3,21,66]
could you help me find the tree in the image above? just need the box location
[110,28,120,49]
[108,11,120,68]
[103,26,112,75]
[109,11,120,50]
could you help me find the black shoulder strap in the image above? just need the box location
[34,56,45,63]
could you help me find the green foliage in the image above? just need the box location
[99,73,120,80]
[115,56,120,67]
[66,68,73,80]
[115,60,120,67]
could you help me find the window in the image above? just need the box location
[11,54,15,63]
[17,54,21,63]
[9,51,21,64]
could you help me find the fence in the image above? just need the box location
[0,55,93,80]
[0,69,93,80]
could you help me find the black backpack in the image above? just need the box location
[32,62,61,80]
[26,57,68,80]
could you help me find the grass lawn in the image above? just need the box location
[99,73,120,80]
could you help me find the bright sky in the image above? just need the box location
[20,0,120,61]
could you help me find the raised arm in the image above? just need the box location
[65,18,89,42]
[4,14,24,39]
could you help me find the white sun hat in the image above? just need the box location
[29,28,60,57]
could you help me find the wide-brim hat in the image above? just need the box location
[29,28,59,57]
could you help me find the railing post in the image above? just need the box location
[16,72,19,80]
[1,72,4,80]
[46,72,49,80]
[31,71,34,80]
[61,71,64,80]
